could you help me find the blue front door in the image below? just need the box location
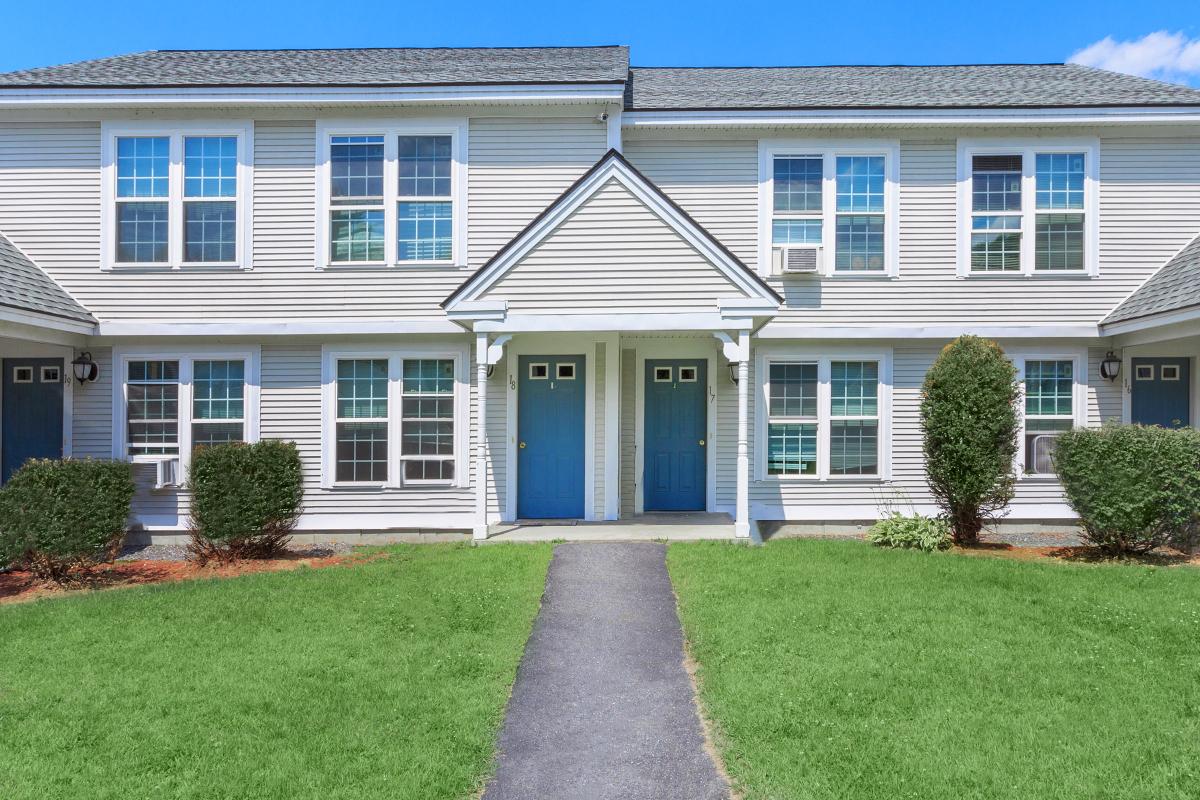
[1131,357,1191,429]
[644,360,707,511]
[518,355,586,519]
[2,358,64,483]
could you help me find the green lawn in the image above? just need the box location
[668,539,1200,800]
[0,544,552,800]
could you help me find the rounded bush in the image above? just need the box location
[921,336,1020,544]
[867,513,952,552]
[0,458,134,582]
[1053,424,1200,555]
[188,439,303,562]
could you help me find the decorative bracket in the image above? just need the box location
[712,331,747,363]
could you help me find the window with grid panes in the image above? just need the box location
[771,156,823,246]
[970,154,1023,272]
[1023,360,1074,475]
[829,361,879,475]
[1035,154,1086,272]
[183,136,238,263]
[766,363,818,475]
[335,359,389,482]
[329,135,386,263]
[397,136,453,261]
[192,359,245,448]
[115,137,170,264]
[401,359,456,481]
[126,360,180,455]
[834,156,886,271]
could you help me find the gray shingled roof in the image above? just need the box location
[0,233,95,325]
[0,47,629,88]
[1104,234,1200,326]
[624,64,1200,109]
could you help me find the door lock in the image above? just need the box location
[519,441,527,449]
[699,439,706,447]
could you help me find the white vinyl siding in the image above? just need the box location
[477,177,748,312]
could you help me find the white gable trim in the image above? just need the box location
[445,152,780,313]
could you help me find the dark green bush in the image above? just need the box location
[921,336,1020,544]
[187,440,303,563]
[1053,424,1200,555]
[867,513,952,552]
[0,458,134,582]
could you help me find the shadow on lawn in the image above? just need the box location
[956,541,1197,567]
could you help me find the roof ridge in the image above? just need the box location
[630,62,1070,70]
[152,45,627,53]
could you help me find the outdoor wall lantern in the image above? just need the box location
[71,351,99,384]
[727,362,740,385]
[1099,351,1121,382]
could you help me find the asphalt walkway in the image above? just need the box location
[483,542,729,800]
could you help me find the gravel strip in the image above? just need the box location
[116,541,356,562]
[979,529,1085,548]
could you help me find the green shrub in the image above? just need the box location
[1053,424,1200,555]
[0,458,134,582]
[867,513,952,552]
[921,336,1020,544]
[187,440,303,563]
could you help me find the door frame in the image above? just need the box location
[504,334,600,522]
[0,342,74,481]
[634,339,718,515]
[1120,345,1200,428]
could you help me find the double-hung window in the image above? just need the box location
[959,140,1098,276]
[762,353,890,480]
[103,123,250,269]
[1018,357,1081,476]
[117,350,260,469]
[323,348,467,488]
[318,122,466,268]
[762,142,899,277]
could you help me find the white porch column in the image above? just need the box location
[735,330,751,538]
[473,332,489,541]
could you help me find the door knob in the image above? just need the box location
[699,439,706,447]
[519,441,526,449]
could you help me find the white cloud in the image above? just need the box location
[1069,30,1200,86]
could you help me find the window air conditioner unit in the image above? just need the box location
[154,457,181,490]
[774,244,823,275]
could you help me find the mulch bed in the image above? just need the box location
[0,550,374,606]
[954,541,1200,567]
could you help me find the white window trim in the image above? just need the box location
[314,118,468,270]
[320,344,470,489]
[754,345,894,481]
[758,139,901,278]
[110,346,262,477]
[100,120,253,271]
[1012,350,1088,478]
[956,137,1100,278]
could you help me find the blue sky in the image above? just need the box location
[2,0,1199,86]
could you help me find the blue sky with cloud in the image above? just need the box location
[0,0,1198,87]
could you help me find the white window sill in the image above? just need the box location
[758,475,890,484]
[321,482,457,491]
[958,271,1095,280]
[107,263,245,272]
[319,262,466,272]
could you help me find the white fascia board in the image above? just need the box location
[755,323,1102,340]
[1102,307,1200,338]
[474,312,739,333]
[444,300,507,323]
[623,106,1200,128]
[95,318,463,338]
[0,306,95,337]
[0,83,626,109]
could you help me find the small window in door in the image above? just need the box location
[654,367,672,382]
[1162,364,1181,381]
[1135,365,1154,381]
[40,366,61,383]
[556,363,576,380]
[679,366,698,382]
[529,363,549,380]
[12,366,33,383]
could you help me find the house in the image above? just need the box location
[1,46,1199,542]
